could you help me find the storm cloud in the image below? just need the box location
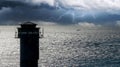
[0,0,120,25]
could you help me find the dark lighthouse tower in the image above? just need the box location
[17,22,43,67]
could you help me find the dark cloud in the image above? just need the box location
[0,0,120,25]
[0,0,27,9]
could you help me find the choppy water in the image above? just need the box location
[0,26,120,67]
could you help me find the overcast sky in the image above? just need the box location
[0,0,120,25]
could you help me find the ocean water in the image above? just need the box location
[0,25,120,67]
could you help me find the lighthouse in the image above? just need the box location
[17,21,43,67]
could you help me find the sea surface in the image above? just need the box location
[0,25,120,67]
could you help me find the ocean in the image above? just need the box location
[0,25,120,67]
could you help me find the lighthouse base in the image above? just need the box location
[20,60,38,67]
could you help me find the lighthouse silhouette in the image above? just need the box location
[17,21,43,67]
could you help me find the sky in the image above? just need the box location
[0,0,120,26]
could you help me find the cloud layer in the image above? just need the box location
[0,0,120,25]
[25,0,120,14]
